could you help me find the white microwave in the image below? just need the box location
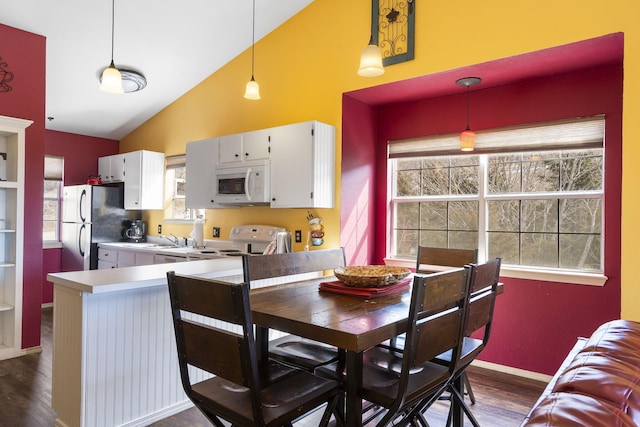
[214,161,270,205]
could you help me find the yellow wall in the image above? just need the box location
[121,0,640,320]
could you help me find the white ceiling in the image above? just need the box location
[0,0,313,140]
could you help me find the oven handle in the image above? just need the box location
[245,168,252,201]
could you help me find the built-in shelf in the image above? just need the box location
[0,115,31,361]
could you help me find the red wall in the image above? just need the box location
[41,130,119,304]
[342,63,622,375]
[0,24,46,349]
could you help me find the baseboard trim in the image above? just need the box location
[471,360,552,383]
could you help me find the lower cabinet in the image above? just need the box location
[97,247,157,269]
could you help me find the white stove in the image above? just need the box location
[215,224,285,256]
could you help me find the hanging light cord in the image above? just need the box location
[109,0,116,63]
[250,0,256,79]
[465,85,471,131]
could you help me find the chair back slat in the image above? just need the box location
[416,246,477,272]
[172,274,247,324]
[418,268,468,316]
[412,309,464,366]
[469,257,501,294]
[181,320,247,386]
[243,248,346,281]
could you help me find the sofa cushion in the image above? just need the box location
[521,320,640,426]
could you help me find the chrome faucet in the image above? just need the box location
[161,234,180,246]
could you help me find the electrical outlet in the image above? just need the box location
[212,227,221,238]
[157,224,162,234]
[295,230,302,243]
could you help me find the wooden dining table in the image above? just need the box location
[249,275,469,427]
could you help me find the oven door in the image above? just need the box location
[215,164,270,205]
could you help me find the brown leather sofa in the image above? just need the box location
[521,319,640,427]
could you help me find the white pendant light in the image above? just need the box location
[243,0,260,100]
[358,35,385,77]
[456,77,482,151]
[99,0,124,94]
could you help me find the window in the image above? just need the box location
[389,117,605,274]
[164,155,204,221]
[43,156,63,242]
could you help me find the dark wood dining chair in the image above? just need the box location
[166,271,344,427]
[318,268,472,426]
[242,248,346,372]
[439,257,501,427]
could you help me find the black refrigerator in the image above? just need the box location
[61,183,140,271]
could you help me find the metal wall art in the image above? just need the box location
[371,0,415,66]
[0,57,14,93]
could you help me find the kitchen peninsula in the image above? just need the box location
[47,258,244,427]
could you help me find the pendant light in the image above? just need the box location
[357,2,384,78]
[456,77,482,151]
[99,0,124,94]
[243,0,260,100]
[357,35,385,77]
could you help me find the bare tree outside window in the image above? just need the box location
[391,147,603,273]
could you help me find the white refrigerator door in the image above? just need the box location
[61,222,92,271]
[62,185,92,224]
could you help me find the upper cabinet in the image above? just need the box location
[186,138,221,209]
[269,121,335,208]
[98,154,125,183]
[217,129,270,165]
[0,115,31,361]
[98,150,164,210]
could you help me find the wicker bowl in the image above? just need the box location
[334,266,411,288]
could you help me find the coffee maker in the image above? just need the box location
[125,220,147,242]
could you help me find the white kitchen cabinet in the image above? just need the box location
[242,128,271,160]
[218,129,270,165]
[97,247,118,269]
[218,133,243,164]
[123,150,165,210]
[0,115,31,360]
[269,121,335,208]
[186,138,222,208]
[134,252,155,266]
[98,154,125,182]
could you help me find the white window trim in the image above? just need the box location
[383,257,608,286]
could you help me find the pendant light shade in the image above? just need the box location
[459,129,476,151]
[99,0,124,94]
[456,77,482,151]
[244,0,260,100]
[358,36,385,77]
[244,77,260,100]
[100,60,124,94]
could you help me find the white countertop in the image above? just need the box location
[47,258,243,294]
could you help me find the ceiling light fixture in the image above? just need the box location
[99,0,146,94]
[456,77,482,151]
[243,0,260,100]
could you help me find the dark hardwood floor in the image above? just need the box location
[0,308,546,426]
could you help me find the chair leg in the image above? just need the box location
[319,395,344,427]
[462,372,476,404]
[449,384,481,427]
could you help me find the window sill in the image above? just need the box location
[43,241,63,249]
[383,257,608,287]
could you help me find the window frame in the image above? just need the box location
[385,118,608,286]
[43,155,63,247]
[163,154,204,223]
